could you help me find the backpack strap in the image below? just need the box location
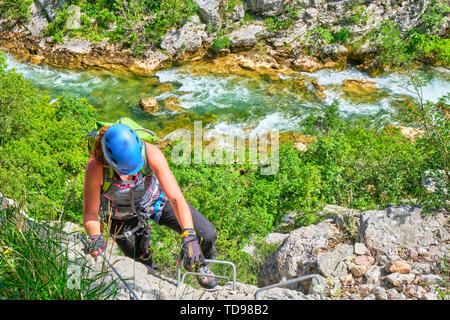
[140,141,152,177]
[102,167,114,194]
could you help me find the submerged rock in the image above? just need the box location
[163,97,186,112]
[139,97,158,114]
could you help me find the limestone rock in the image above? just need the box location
[160,16,207,55]
[228,24,267,50]
[24,2,49,37]
[386,260,412,274]
[193,0,221,26]
[258,219,340,287]
[35,0,67,22]
[291,55,322,73]
[385,125,424,142]
[358,206,448,257]
[384,273,416,288]
[245,0,286,17]
[354,255,375,268]
[316,244,353,278]
[354,243,370,255]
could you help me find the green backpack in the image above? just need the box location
[87,117,159,193]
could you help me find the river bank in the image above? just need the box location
[1,0,448,80]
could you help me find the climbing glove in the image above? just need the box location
[84,234,106,255]
[178,228,205,271]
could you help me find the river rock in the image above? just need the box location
[139,97,158,114]
[162,97,185,112]
[160,15,207,55]
[342,79,377,95]
[291,55,322,73]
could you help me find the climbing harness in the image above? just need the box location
[254,274,325,300]
[77,233,140,300]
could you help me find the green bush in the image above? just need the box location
[377,20,450,68]
[0,0,33,24]
[212,35,232,51]
[0,52,96,221]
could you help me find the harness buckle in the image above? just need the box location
[123,230,133,239]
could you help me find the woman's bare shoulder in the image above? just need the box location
[85,157,103,186]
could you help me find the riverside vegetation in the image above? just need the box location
[0,0,449,299]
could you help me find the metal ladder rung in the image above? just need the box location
[254,274,325,300]
[177,259,236,290]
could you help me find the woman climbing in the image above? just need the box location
[82,123,217,289]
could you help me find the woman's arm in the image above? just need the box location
[83,158,103,255]
[145,142,194,231]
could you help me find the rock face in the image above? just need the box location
[257,220,341,288]
[228,24,267,51]
[1,191,447,300]
[245,0,286,16]
[34,0,67,22]
[258,205,449,300]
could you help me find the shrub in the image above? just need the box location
[0,52,96,221]
[212,35,232,51]
[0,0,33,24]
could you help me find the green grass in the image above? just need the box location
[0,206,118,299]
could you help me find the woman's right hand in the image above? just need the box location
[85,234,106,256]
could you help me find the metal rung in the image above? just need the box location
[177,259,236,291]
[254,274,325,300]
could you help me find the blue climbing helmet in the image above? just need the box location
[101,123,144,175]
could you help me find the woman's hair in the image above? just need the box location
[91,126,110,166]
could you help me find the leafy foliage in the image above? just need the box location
[0,0,33,24]
[0,52,96,221]
[44,0,198,53]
